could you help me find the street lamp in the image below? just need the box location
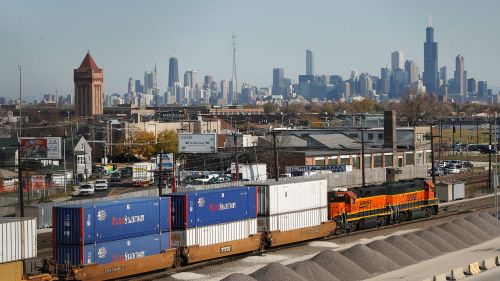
[280,112,288,127]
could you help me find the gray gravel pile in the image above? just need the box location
[384,235,433,261]
[311,250,371,281]
[465,214,500,236]
[341,244,400,274]
[288,260,340,281]
[221,273,258,281]
[478,212,500,229]
[438,222,481,245]
[403,233,443,256]
[415,229,458,252]
[427,226,469,249]
[250,262,307,281]
[366,239,417,266]
[452,218,492,241]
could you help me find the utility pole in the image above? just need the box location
[233,132,239,181]
[272,129,279,181]
[17,65,24,217]
[158,152,163,196]
[489,120,493,192]
[495,113,498,219]
[361,127,366,187]
[439,118,443,163]
[452,119,456,155]
[430,123,436,185]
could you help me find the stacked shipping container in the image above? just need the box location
[166,187,258,247]
[252,178,329,232]
[0,218,37,263]
[53,197,171,265]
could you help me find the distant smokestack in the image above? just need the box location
[384,110,396,150]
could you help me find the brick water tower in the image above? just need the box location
[74,51,103,118]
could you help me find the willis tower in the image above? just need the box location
[423,21,439,95]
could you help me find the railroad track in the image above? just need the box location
[122,193,500,281]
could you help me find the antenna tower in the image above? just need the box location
[232,34,238,96]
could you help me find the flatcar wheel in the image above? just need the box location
[346,222,357,233]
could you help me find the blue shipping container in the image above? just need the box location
[54,233,171,265]
[53,197,171,245]
[167,186,257,229]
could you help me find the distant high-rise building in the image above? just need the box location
[128,77,135,94]
[359,73,372,97]
[454,55,465,96]
[391,51,404,70]
[183,70,197,89]
[229,78,237,104]
[74,52,103,117]
[272,68,285,95]
[404,60,418,83]
[204,75,213,89]
[468,78,477,95]
[168,57,179,88]
[306,49,314,75]
[478,81,488,98]
[135,80,143,93]
[219,80,228,105]
[423,23,439,95]
[439,67,447,86]
[390,69,408,98]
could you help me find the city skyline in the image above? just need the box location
[1,0,500,99]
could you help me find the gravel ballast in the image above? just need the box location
[288,260,340,281]
[415,229,458,252]
[438,222,482,245]
[250,262,307,281]
[478,212,500,229]
[403,233,443,256]
[465,215,500,236]
[341,244,400,274]
[427,226,469,249]
[366,239,417,266]
[452,218,492,241]
[221,273,258,281]
[311,250,371,281]
[384,235,433,261]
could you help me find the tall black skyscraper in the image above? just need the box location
[423,23,439,95]
[168,57,179,88]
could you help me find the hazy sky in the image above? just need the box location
[1,0,499,100]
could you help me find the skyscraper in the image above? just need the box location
[423,23,439,95]
[74,52,103,117]
[306,49,314,75]
[391,51,404,70]
[128,77,135,94]
[272,68,284,95]
[454,55,465,96]
[404,60,418,83]
[168,57,179,88]
[219,80,228,105]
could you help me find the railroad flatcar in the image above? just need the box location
[18,178,439,281]
[328,178,439,234]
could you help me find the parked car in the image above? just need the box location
[461,161,473,169]
[121,167,133,178]
[216,176,232,183]
[444,165,461,175]
[429,167,444,177]
[77,184,95,196]
[94,179,108,191]
[110,173,121,182]
[194,174,219,183]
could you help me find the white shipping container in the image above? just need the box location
[257,207,328,232]
[256,178,327,215]
[171,218,257,247]
[0,218,37,263]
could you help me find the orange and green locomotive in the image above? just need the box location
[328,178,439,234]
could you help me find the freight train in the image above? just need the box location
[4,177,438,281]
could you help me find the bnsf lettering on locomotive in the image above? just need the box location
[359,200,371,208]
[407,193,417,201]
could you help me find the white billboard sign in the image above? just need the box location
[178,133,217,153]
[20,137,62,160]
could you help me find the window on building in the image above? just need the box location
[340,157,350,165]
[374,155,383,168]
[406,153,414,165]
[425,151,432,164]
[398,157,403,167]
[384,154,393,167]
[416,133,424,142]
[327,158,337,165]
[368,133,374,140]
[352,157,360,169]
[378,133,384,140]
[315,159,325,165]
[364,155,371,168]
[416,152,424,165]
